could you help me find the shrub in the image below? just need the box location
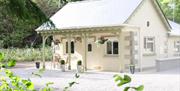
[60,60,65,65]
[77,60,82,65]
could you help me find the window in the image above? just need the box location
[174,41,180,52]
[66,41,74,54]
[88,44,92,52]
[144,37,155,53]
[147,21,150,27]
[106,41,119,55]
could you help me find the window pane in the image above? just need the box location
[144,38,146,49]
[147,43,154,52]
[66,42,68,53]
[88,44,92,52]
[113,42,119,54]
[71,41,74,53]
[107,41,112,54]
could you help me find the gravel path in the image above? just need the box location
[8,62,180,91]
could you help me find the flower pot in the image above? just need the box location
[77,65,82,73]
[129,65,135,74]
[61,65,65,72]
[35,62,40,69]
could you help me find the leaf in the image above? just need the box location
[134,85,144,91]
[7,59,16,67]
[46,82,54,87]
[32,72,42,78]
[26,81,34,90]
[124,87,130,91]
[69,81,78,87]
[75,73,80,78]
[5,69,13,77]
[114,75,122,82]
[0,53,4,62]
[124,75,131,83]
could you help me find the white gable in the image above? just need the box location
[36,0,142,30]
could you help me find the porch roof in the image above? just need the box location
[37,24,140,35]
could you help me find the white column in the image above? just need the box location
[42,35,48,69]
[83,33,87,71]
[118,32,125,72]
[138,29,143,72]
[67,34,71,70]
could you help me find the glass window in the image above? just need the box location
[174,41,180,52]
[144,37,155,53]
[71,41,74,53]
[88,44,92,52]
[113,42,119,54]
[106,41,119,55]
[66,41,74,54]
[107,41,112,54]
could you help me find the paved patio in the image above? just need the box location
[9,62,180,91]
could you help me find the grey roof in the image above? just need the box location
[168,20,180,36]
[36,0,143,30]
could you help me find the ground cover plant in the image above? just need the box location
[0,47,52,62]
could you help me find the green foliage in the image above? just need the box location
[60,60,65,65]
[0,53,16,68]
[7,59,16,67]
[114,75,131,87]
[0,47,52,62]
[77,60,82,65]
[0,69,35,91]
[32,68,45,78]
[40,82,54,91]
[158,0,180,23]
[113,74,144,91]
[0,52,4,62]
[64,73,80,91]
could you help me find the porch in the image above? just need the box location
[37,24,141,72]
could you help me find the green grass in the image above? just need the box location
[0,47,52,62]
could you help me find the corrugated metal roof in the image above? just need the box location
[36,0,143,30]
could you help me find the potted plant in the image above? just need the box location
[35,61,40,69]
[95,36,108,44]
[129,64,135,74]
[60,60,65,72]
[77,60,83,73]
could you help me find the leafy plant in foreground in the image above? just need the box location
[0,69,35,91]
[114,74,144,91]
[0,52,16,68]
[63,73,80,91]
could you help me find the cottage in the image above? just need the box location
[36,0,180,72]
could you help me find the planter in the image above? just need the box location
[77,60,83,73]
[61,65,65,72]
[129,65,135,74]
[77,65,83,73]
[60,60,65,72]
[35,62,40,69]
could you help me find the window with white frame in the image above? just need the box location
[144,37,155,53]
[106,41,119,55]
[174,41,180,52]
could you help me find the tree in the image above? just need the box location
[158,0,180,23]
[0,0,83,48]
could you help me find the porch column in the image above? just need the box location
[67,34,71,70]
[82,33,87,71]
[42,35,49,69]
[118,32,125,72]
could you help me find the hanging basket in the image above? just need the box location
[75,37,82,43]
[95,36,108,44]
